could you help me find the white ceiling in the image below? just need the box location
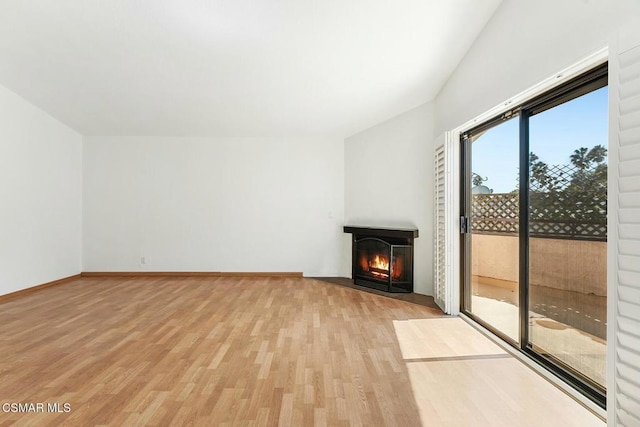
[0,0,502,137]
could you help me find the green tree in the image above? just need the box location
[529,145,607,235]
[565,145,607,220]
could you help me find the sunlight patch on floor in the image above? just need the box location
[392,317,506,360]
[405,358,605,427]
[393,317,605,427]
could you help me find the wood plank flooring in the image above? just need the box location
[0,277,603,426]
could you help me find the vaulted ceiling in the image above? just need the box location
[0,0,502,137]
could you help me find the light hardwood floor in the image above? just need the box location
[0,277,603,426]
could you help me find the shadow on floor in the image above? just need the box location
[312,277,443,312]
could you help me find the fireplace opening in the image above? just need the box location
[344,226,418,293]
[356,238,411,282]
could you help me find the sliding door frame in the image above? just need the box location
[459,62,608,408]
[518,110,530,347]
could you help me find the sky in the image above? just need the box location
[472,86,609,194]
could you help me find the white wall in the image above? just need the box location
[435,0,640,136]
[344,102,435,295]
[83,136,345,276]
[0,84,82,295]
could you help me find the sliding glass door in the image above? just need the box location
[527,86,608,390]
[461,63,608,405]
[461,116,520,343]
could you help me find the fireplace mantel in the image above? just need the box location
[343,226,419,240]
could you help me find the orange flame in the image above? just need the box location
[370,255,389,271]
[359,252,405,281]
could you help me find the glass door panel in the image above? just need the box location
[464,117,520,343]
[527,86,608,388]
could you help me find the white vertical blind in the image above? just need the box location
[610,19,640,427]
[444,131,461,315]
[434,143,446,312]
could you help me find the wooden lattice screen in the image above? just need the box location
[472,192,607,241]
[472,193,519,234]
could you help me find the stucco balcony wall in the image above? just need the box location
[471,234,606,297]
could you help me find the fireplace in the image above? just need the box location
[344,226,418,293]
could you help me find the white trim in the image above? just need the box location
[444,130,460,315]
[459,313,607,421]
[606,32,619,426]
[443,46,609,316]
